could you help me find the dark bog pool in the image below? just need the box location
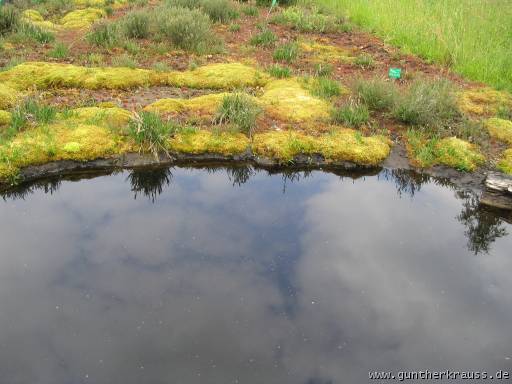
[1,166,511,384]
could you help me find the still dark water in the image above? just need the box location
[0,166,511,384]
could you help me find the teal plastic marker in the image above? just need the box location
[389,68,402,80]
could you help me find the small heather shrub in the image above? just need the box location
[393,78,459,128]
[353,77,398,111]
[271,6,339,33]
[87,21,119,47]
[214,93,261,136]
[201,0,239,22]
[158,6,219,53]
[123,11,151,39]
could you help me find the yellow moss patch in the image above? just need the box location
[0,123,128,181]
[169,130,249,156]
[458,87,512,117]
[406,132,485,171]
[0,83,19,109]
[65,107,132,129]
[22,9,60,31]
[252,129,391,165]
[260,79,331,122]
[164,63,270,89]
[484,117,512,146]
[300,41,354,64]
[497,149,512,174]
[0,62,269,96]
[145,93,229,118]
[0,111,12,126]
[60,8,105,29]
[22,9,44,22]
[73,0,127,9]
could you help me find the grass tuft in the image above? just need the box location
[128,111,176,158]
[250,29,277,47]
[267,64,291,78]
[332,101,370,128]
[353,77,398,111]
[214,92,261,136]
[273,41,299,63]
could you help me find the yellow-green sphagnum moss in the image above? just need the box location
[145,93,230,118]
[484,118,512,145]
[22,8,104,30]
[0,62,270,106]
[60,8,105,29]
[0,123,129,182]
[252,129,391,165]
[0,84,18,109]
[64,107,132,130]
[497,149,512,174]
[406,133,485,171]
[300,41,354,64]
[169,130,250,156]
[458,88,512,117]
[0,111,12,126]
[259,79,331,122]
[73,0,127,9]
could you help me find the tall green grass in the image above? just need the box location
[312,0,512,92]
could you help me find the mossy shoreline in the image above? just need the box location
[1,145,491,195]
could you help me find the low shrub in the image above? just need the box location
[271,6,339,33]
[87,21,119,47]
[201,0,239,22]
[353,77,398,111]
[123,10,151,39]
[214,92,261,136]
[393,79,459,128]
[157,6,220,53]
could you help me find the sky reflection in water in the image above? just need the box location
[0,167,511,384]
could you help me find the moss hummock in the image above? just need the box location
[260,79,331,122]
[145,93,229,118]
[406,132,485,171]
[22,8,105,30]
[484,117,512,145]
[0,111,12,126]
[497,149,512,174]
[458,88,512,117]
[169,130,250,156]
[0,62,270,108]
[252,129,391,165]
